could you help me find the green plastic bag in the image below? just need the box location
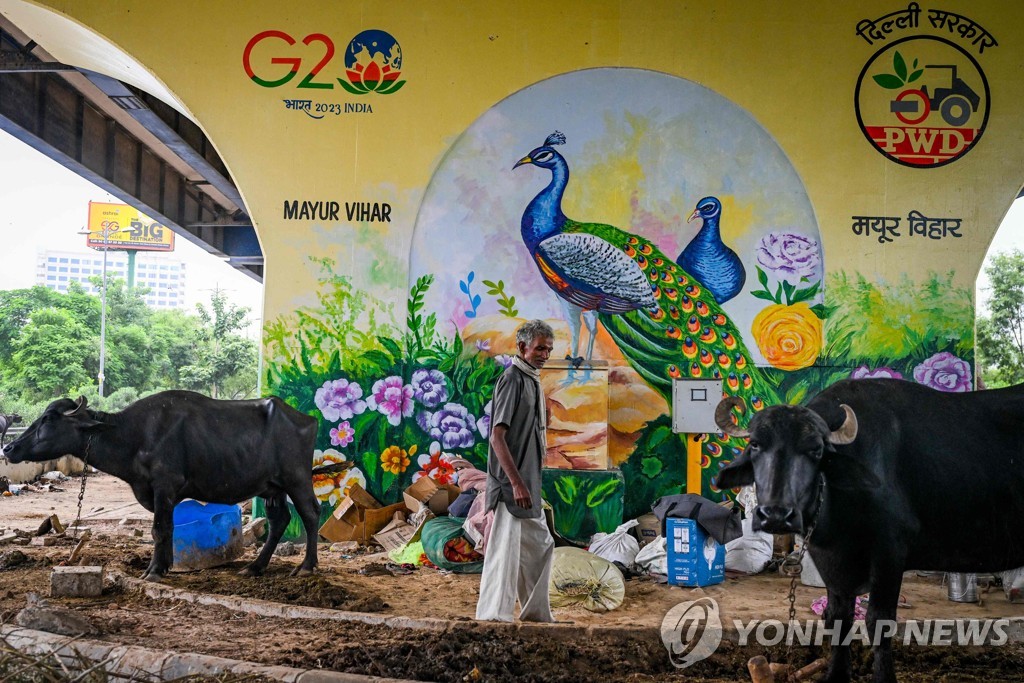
[420,516,484,573]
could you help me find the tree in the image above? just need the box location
[8,307,94,400]
[179,289,258,398]
[977,249,1024,387]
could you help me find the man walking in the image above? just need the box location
[475,319,556,623]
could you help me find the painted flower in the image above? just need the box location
[477,400,492,440]
[416,409,433,433]
[757,232,821,281]
[414,441,458,484]
[312,448,365,506]
[329,420,355,447]
[381,444,416,475]
[314,379,367,422]
[494,354,514,369]
[367,375,414,426]
[411,368,449,408]
[850,366,903,380]
[476,339,491,352]
[751,303,822,371]
[913,352,972,392]
[429,403,477,449]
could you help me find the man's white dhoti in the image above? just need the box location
[475,503,554,622]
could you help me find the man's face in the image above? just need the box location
[519,335,554,368]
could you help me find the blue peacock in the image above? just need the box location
[679,196,746,304]
[513,131,779,494]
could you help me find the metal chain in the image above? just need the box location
[70,436,91,539]
[783,478,824,675]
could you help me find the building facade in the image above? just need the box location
[36,249,187,310]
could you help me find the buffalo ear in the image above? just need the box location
[821,450,882,491]
[714,450,755,490]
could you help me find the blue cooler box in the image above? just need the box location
[666,518,725,587]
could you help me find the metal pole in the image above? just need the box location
[98,229,108,398]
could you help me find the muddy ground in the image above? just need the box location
[1,473,1023,681]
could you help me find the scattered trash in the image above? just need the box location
[811,594,868,620]
[242,517,267,547]
[357,562,392,577]
[0,549,28,570]
[0,476,9,493]
[272,541,297,557]
[329,540,360,553]
[40,471,69,483]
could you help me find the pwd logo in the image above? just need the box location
[855,36,989,167]
[660,597,723,668]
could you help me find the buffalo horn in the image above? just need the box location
[63,396,89,417]
[827,404,858,445]
[714,396,750,438]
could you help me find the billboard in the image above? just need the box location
[86,202,175,252]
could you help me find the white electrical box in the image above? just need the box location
[671,379,723,434]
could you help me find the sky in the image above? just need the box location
[0,129,264,327]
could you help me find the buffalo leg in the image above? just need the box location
[822,588,856,683]
[240,492,290,577]
[288,486,321,576]
[144,492,177,582]
[867,568,903,683]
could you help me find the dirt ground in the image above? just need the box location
[1,472,1024,682]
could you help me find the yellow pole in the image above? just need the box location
[687,434,702,494]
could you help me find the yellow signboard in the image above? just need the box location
[86,202,175,252]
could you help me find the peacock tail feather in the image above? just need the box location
[563,218,780,497]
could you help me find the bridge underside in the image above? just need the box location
[0,19,262,281]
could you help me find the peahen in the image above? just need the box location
[678,196,746,304]
[513,131,779,494]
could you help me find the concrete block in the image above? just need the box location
[30,536,57,546]
[0,532,17,545]
[50,566,104,598]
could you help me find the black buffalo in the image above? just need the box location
[0,412,22,445]
[715,379,1024,683]
[2,391,320,582]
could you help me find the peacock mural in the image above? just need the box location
[260,69,974,541]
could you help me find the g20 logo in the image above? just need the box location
[243,29,405,95]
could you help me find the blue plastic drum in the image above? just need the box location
[171,500,243,571]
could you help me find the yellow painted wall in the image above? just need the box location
[12,0,1023,321]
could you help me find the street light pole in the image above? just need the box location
[79,224,119,398]
[98,231,108,397]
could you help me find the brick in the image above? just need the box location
[50,566,104,598]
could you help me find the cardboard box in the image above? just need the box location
[402,476,461,516]
[634,513,660,548]
[666,518,725,587]
[319,484,408,544]
[373,511,419,552]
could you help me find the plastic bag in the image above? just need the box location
[421,516,483,573]
[588,519,640,567]
[1002,566,1024,601]
[549,547,625,612]
[634,536,667,575]
[724,516,773,574]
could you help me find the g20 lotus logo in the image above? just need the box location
[661,597,723,668]
[340,30,405,95]
[243,28,405,95]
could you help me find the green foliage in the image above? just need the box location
[872,51,923,89]
[0,280,257,406]
[619,415,687,518]
[823,270,973,365]
[542,470,624,542]
[482,278,519,317]
[263,257,398,382]
[179,288,257,399]
[977,250,1024,387]
[749,266,821,306]
[263,269,505,504]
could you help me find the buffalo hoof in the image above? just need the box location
[141,571,165,583]
[290,566,315,577]
[238,565,264,578]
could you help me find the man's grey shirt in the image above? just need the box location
[485,363,545,519]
